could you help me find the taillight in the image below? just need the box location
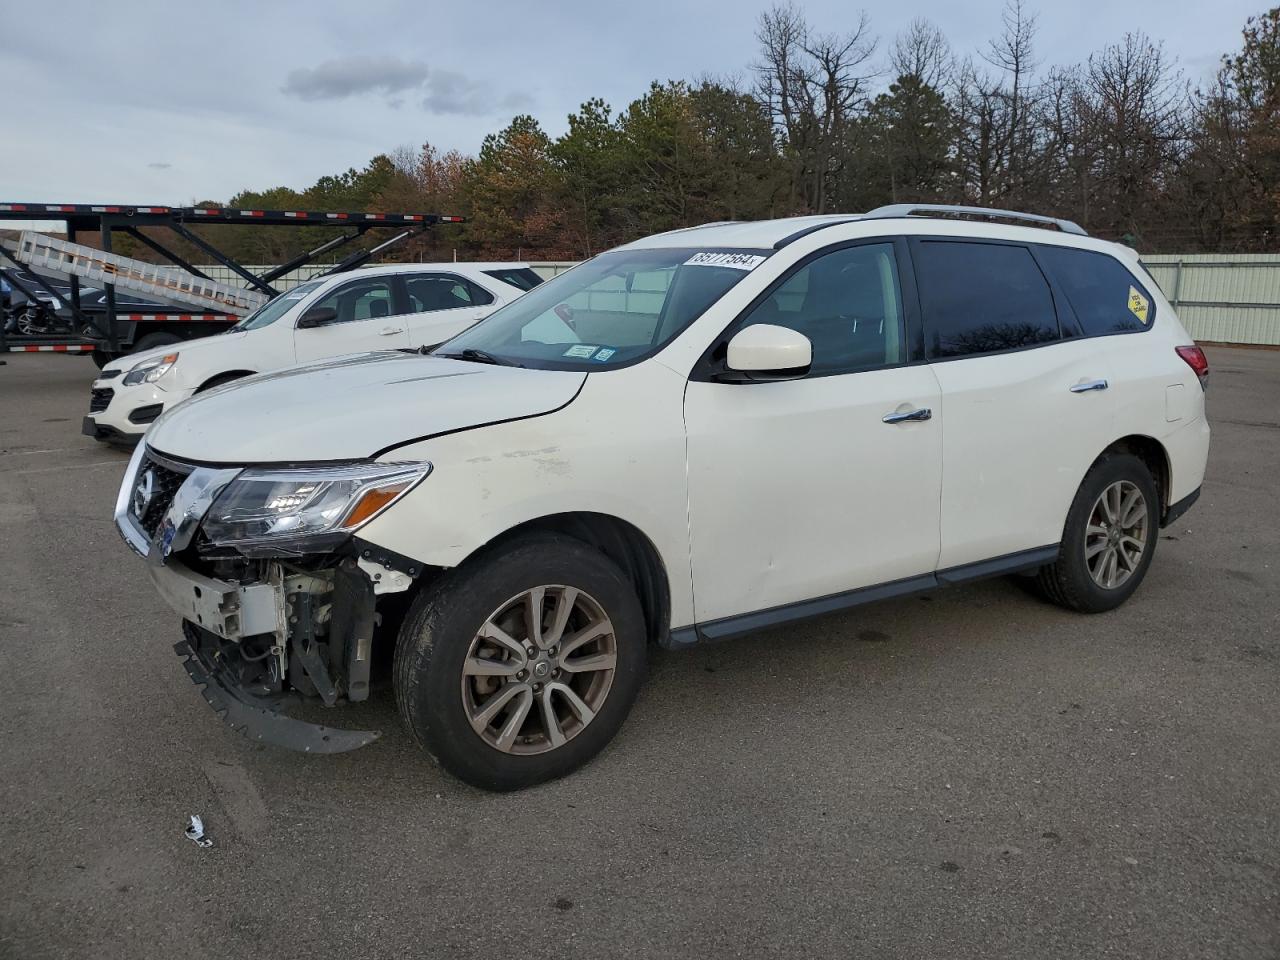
[1176,345,1210,390]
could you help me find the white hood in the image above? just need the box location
[102,331,248,375]
[143,351,586,463]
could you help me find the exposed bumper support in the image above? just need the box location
[177,624,380,754]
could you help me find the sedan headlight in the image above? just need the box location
[123,352,179,386]
[201,461,431,555]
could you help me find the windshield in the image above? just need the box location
[437,248,768,370]
[233,280,323,331]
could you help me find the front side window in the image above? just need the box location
[740,242,905,375]
[308,279,395,324]
[437,248,766,369]
[234,280,323,331]
[1037,246,1155,335]
[915,241,1060,359]
[405,274,493,313]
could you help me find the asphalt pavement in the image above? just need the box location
[0,348,1276,959]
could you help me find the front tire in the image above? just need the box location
[1034,453,1160,613]
[394,533,647,790]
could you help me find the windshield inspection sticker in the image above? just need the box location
[684,252,768,271]
[563,344,599,358]
[1127,286,1150,324]
[593,348,616,362]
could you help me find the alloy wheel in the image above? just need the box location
[461,585,617,755]
[1084,479,1149,590]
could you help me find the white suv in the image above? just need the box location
[84,262,541,444]
[114,206,1210,790]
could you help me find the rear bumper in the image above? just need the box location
[1162,486,1201,528]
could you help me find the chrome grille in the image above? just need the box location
[129,452,192,538]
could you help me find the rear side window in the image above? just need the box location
[404,274,493,312]
[914,241,1060,359]
[483,267,544,291]
[1037,246,1155,335]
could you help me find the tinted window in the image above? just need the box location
[483,267,544,291]
[915,241,1059,358]
[1038,246,1154,335]
[404,274,492,313]
[742,242,905,375]
[309,279,395,324]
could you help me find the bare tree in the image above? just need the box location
[754,3,877,212]
[892,18,953,88]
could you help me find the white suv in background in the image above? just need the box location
[84,262,542,444]
[115,206,1210,791]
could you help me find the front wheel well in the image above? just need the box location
[474,513,671,645]
[196,370,255,393]
[1098,435,1171,514]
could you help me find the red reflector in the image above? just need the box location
[1176,345,1209,385]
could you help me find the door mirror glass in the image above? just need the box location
[726,324,812,377]
[297,306,339,329]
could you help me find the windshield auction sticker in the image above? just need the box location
[563,344,598,358]
[684,252,767,271]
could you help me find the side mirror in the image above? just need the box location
[296,306,338,329]
[723,324,812,380]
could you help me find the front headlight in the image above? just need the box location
[123,352,179,386]
[201,461,431,555]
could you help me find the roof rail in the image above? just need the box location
[862,204,1087,236]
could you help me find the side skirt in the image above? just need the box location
[662,544,1060,649]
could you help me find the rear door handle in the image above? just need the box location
[379,326,405,336]
[1070,379,1109,393]
[882,407,932,424]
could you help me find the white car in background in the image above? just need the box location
[83,262,543,444]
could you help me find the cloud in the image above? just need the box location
[147,162,172,170]
[423,70,534,116]
[282,56,430,102]
[281,56,531,115]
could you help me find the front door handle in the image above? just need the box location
[882,407,932,424]
[1070,379,1109,393]
[379,326,405,336]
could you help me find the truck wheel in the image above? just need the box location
[1033,453,1160,613]
[131,332,181,354]
[394,533,647,791]
[91,350,116,369]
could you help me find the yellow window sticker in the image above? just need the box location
[1127,286,1150,324]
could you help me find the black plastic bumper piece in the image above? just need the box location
[81,415,141,445]
[175,625,380,754]
[1162,486,1201,528]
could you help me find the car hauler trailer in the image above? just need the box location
[0,202,464,364]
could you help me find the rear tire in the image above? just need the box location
[1033,453,1159,613]
[394,533,647,791]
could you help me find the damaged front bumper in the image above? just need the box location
[116,443,414,754]
[176,621,379,754]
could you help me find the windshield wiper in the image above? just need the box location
[437,347,523,367]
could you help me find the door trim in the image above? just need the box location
[664,543,1059,648]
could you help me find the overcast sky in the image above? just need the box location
[0,0,1262,211]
